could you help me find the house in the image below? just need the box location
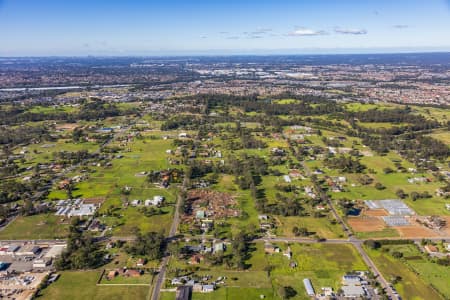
[264,243,279,254]
[192,283,203,292]
[202,284,214,293]
[283,246,292,259]
[213,242,225,254]
[424,244,439,253]
[131,199,141,206]
[189,254,203,265]
[172,276,190,285]
[258,215,268,221]
[136,258,146,267]
[289,169,302,178]
[147,195,164,206]
[283,175,292,183]
[196,210,206,219]
[107,270,118,280]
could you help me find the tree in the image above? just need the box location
[55,219,105,270]
[278,286,297,299]
[364,240,381,249]
[22,199,34,216]
[383,167,394,174]
[375,182,385,190]
[292,226,308,237]
[395,189,407,199]
[391,251,403,259]
[125,231,165,260]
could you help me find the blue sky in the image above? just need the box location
[1,0,450,56]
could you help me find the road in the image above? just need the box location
[149,177,186,300]
[300,161,400,300]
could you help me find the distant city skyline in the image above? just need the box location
[1,0,450,56]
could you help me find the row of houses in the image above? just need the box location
[130,196,164,207]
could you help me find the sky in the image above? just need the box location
[1,0,450,56]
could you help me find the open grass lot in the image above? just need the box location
[103,206,174,236]
[38,271,149,300]
[428,129,450,145]
[412,106,450,122]
[268,243,367,298]
[345,102,399,112]
[19,139,100,166]
[0,214,69,239]
[276,216,344,238]
[365,246,443,300]
[358,122,401,129]
[384,244,450,298]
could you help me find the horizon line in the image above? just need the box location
[2,50,450,59]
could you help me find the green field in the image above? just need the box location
[0,214,69,239]
[38,271,149,300]
[380,244,450,298]
[277,216,345,238]
[365,245,443,300]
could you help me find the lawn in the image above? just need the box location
[365,246,443,300]
[0,214,69,239]
[268,243,367,298]
[385,244,450,298]
[277,216,345,239]
[38,271,149,300]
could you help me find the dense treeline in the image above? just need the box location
[125,231,165,260]
[0,100,137,125]
[348,107,428,124]
[0,125,50,145]
[324,155,366,173]
[56,220,105,270]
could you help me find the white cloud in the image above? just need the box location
[288,28,327,36]
[334,27,367,35]
[393,25,408,29]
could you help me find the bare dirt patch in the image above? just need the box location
[56,123,79,131]
[348,216,386,232]
[84,197,105,205]
[394,223,440,238]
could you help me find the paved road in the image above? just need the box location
[149,178,186,300]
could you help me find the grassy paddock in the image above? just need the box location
[38,271,149,300]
